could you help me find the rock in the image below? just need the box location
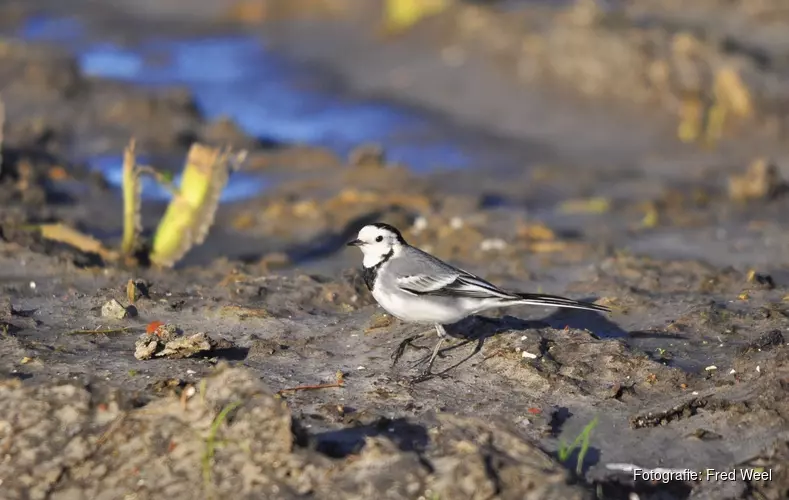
[0,365,593,499]
[157,332,214,359]
[426,413,592,500]
[101,299,128,319]
[133,326,231,360]
[0,366,316,500]
[134,338,159,360]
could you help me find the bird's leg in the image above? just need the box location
[410,324,448,383]
[390,333,430,367]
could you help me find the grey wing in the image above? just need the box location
[392,247,515,300]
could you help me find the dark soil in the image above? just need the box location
[2,1,789,499]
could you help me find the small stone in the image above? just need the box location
[134,340,158,360]
[480,238,507,251]
[412,216,428,233]
[157,333,213,359]
[101,299,128,319]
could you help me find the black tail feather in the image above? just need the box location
[511,293,611,314]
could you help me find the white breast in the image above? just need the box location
[371,285,470,325]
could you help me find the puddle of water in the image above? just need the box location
[88,154,270,203]
[18,15,472,185]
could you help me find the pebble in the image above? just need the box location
[412,216,428,233]
[101,299,128,319]
[480,238,507,251]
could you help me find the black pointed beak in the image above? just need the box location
[346,239,363,247]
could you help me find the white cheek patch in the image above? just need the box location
[363,253,384,268]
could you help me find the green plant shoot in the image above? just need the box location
[150,143,246,268]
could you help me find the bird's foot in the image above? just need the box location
[409,347,449,369]
[390,334,428,367]
[407,367,451,384]
[409,370,435,384]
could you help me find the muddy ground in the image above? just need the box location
[2,1,789,499]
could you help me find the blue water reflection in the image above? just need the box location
[20,15,471,181]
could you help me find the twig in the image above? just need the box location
[96,413,128,448]
[277,372,345,396]
[67,327,133,335]
[137,165,182,199]
[481,348,507,362]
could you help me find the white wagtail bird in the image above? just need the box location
[347,222,610,382]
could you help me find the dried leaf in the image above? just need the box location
[517,223,556,241]
[728,157,784,202]
[527,241,568,253]
[640,202,659,228]
[39,223,118,261]
[559,197,611,214]
[126,279,137,305]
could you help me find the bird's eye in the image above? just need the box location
[375,236,383,242]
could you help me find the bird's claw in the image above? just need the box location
[407,368,450,385]
[390,334,427,367]
[409,374,433,384]
[408,349,447,369]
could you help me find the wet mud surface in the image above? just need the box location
[2,1,789,499]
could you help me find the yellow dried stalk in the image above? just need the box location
[150,143,246,268]
[121,139,142,256]
[383,0,449,34]
[39,223,119,262]
[677,94,703,143]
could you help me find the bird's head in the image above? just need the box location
[347,223,407,267]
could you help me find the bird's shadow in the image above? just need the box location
[311,417,430,458]
[407,299,627,378]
